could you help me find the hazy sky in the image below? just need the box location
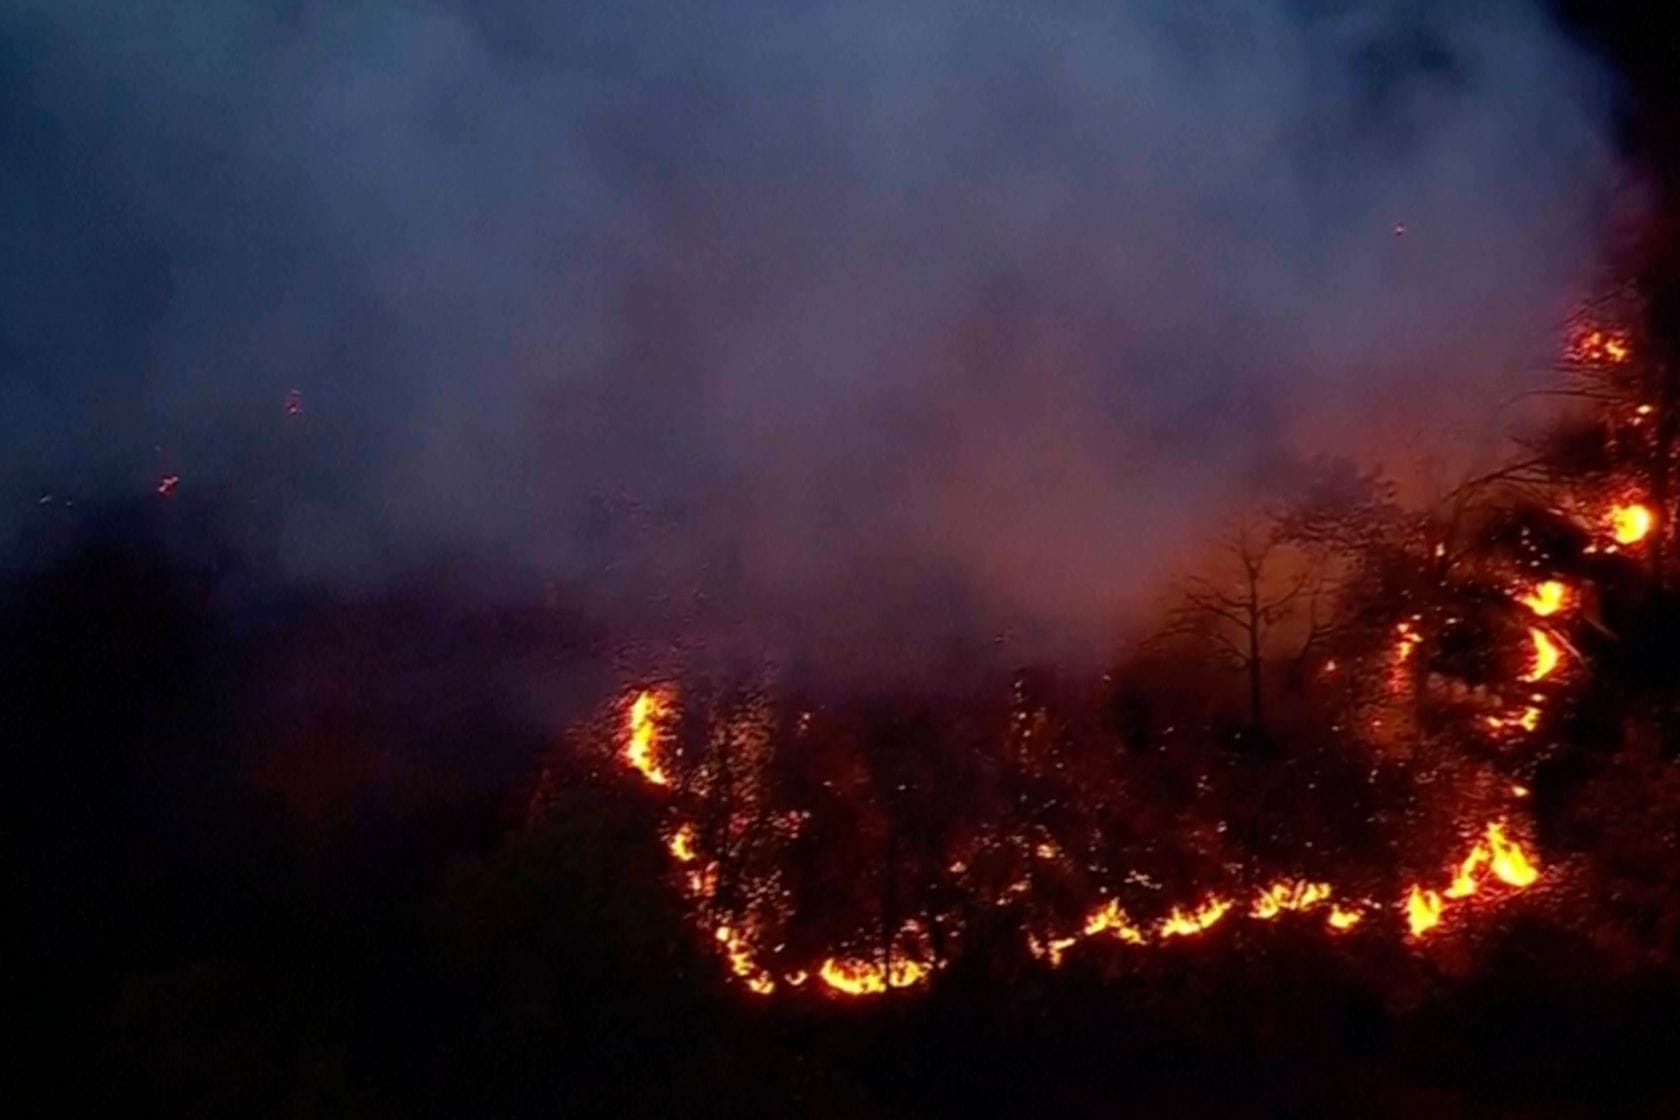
[0,0,1630,676]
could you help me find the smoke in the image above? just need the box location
[0,0,1627,679]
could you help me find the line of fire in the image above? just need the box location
[527,303,1680,1002]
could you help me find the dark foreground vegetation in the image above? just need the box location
[6,510,1680,1119]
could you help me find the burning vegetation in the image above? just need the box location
[526,300,1680,1004]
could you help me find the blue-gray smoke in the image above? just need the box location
[0,0,1628,678]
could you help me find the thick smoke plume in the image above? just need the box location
[0,0,1626,679]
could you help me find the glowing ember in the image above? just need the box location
[1487,706,1542,734]
[156,474,179,496]
[1522,628,1561,683]
[624,689,672,786]
[284,388,303,417]
[1406,886,1444,938]
[601,675,1551,996]
[1519,580,1567,617]
[1610,503,1653,545]
[1158,896,1232,939]
[667,822,697,863]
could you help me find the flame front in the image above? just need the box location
[1250,879,1331,920]
[1403,822,1540,939]
[1158,896,1233,939]
[1487,822,1539,888]
[1406,887,1444,938]
[818,952,932,996]
[1083,898,1147,944]
[603,682,1546,996]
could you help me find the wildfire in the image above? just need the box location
[1522,628,1561,683]
[624,689,672,787]
[1487,821,1539,888]
[1326,905,1363,932]
[818,953,932,996]
[667,822,697,863]
[715,925,776,996]
[1250,879,1331,920]
[1083,898,1147,944]
[1445,842,1491,899]
[1610,503,1654,545]
[1569,327,1632,365]
[601,679,1549,997]
[1158,896,1233,939]
[1406,887,1444,938]
[1403,821,1541,939]
[1519,580,1567,617]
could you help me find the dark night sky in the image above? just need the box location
[0,1,1641,676]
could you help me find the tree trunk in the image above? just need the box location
[1246,607,1264,735]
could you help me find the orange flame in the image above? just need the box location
[667,822,697,863]
[624,689,672,786]
[1487,821,1539,888]
[1519,580,1567,617]
[1521,629,1561,683]
[1610,503,1653,545]
[1158,896,1232,939]
[715,925,775,995]
[1083,898,1147,944]
[1406,886,1443,938]
[1326,905,1363,932]
[1250,879,1331,920]
[1444,841,1490,899]
[818,953,931,996]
